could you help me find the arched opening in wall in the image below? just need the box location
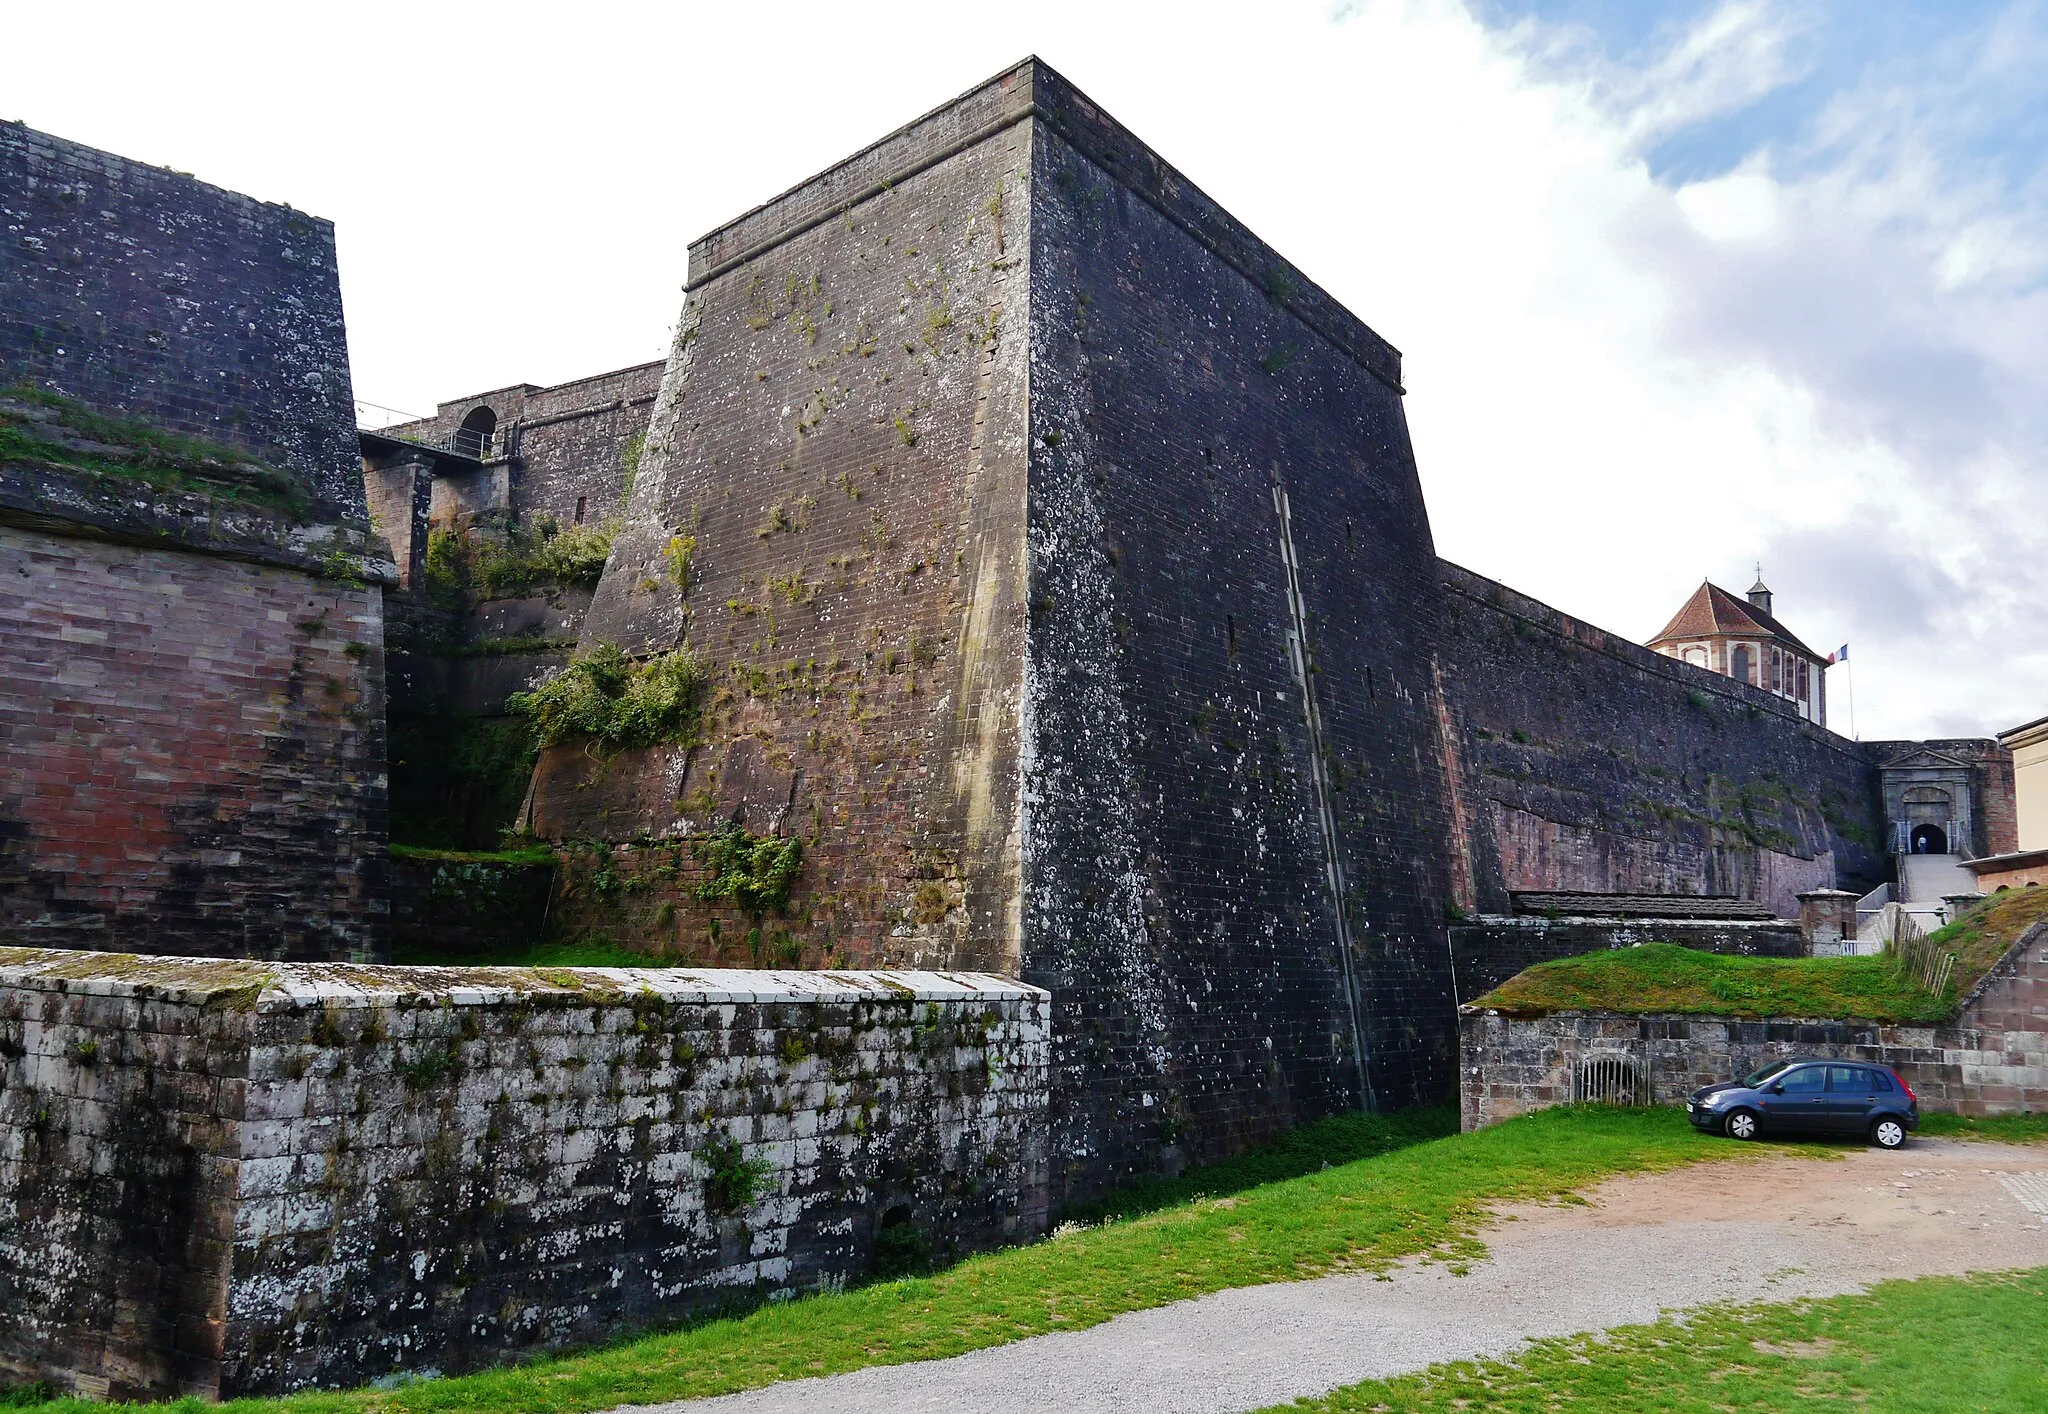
[575,495,587,524]
[1998,884,2012,892]
[1730,645,1751,685]
[1910,823,1948,855]
[456,406,497,459]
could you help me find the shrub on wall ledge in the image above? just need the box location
[423,514,615,606]
[510,642,704,750]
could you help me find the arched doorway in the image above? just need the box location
[456,405,497,458]
[1910,822,1948,855]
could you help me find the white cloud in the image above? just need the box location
[5,0,2041,737]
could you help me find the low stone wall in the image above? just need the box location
[1460,922,2048,1130]
[1450,914,1805,1002]
[0,949,1050,1400]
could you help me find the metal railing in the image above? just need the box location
[355,400,501,461]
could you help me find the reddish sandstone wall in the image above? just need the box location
[537,88,1035,976]
[0,528,387,958]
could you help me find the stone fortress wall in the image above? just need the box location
[532,58,1462,1201]
[0,121,392,960]
[0,948,1048,1401]
[1434,562,1892,916]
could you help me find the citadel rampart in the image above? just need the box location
[524,59,1459,1198]
[1,122,391,960]
[0,949,1048,1400]
[1435,562,1888,917]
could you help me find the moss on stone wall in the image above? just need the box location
[0,385,307,517]
[422,516,613,608]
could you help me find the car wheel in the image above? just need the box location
[1870,1117,1907,1150]
[1724,1109,1760,1141]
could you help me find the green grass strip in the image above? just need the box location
[1262,1267,2048,1412]
[1475,887,2048,1022]
[6,1107,1783,1413]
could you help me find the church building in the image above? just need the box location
[1647,577,1830,727]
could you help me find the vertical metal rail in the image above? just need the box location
[1271,470,1375,1112]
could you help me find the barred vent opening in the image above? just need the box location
[1574,1055,1652,1106]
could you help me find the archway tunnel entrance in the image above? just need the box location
[1910,822,1948,855]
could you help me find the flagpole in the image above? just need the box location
[1848,657,1857,741]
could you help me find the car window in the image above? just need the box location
[1743,1060,1793,1087]
[1777,1066,1826,1093]
[1871,1070,1895,1092]
[1827,1066,1868,1092]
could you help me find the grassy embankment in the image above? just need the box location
[1265,1268,2048,1412]
[1474,886,2048,1022]
[7,1106,1787,1413]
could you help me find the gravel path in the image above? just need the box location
[622,1138,2048,1414]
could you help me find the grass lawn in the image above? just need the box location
[386,843,556,868]
[1918,1111,2048,1143]
[387,936,654,968]
[7,1106,1785,1413]
[1262,1267,2048,1412]
[1473,886,2048,1022]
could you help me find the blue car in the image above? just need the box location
[1688,1058,1920,1149]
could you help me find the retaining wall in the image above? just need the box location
[0,949,1049,1400]
[1460,922,2048,1129]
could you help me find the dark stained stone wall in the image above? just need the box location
[545,60,1461,1202]
[0,951,1049,1401]
[0,121,363,522]
[1022,93,1458,1190]
[0,123,389,960]
[1434,562,1889,917]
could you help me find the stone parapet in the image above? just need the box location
[0,950,1051,1400]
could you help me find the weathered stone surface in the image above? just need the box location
[523,59,1458,1199]
[0,122,390,960]
[1460,921,2048,1129]
[0,949,1049,1399]
[1434,563,1890,914]
[0,527,389,959]
[1,121,363,522]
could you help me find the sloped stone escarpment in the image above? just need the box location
[0,949,1049,1400]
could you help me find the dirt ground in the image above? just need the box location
[638,1136,2048,1414]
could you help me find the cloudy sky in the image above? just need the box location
[11,1,2044,740]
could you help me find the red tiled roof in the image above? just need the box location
[1649,581,1824,661]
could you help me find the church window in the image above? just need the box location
[1731,645,1751,685]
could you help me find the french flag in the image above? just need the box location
[1827,644,1849,664]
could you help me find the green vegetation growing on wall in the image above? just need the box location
[694,822,803,917]
[0,384,306,517]
[423,515,614,607]
[509,643,704,750]
[387,716,540,849]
